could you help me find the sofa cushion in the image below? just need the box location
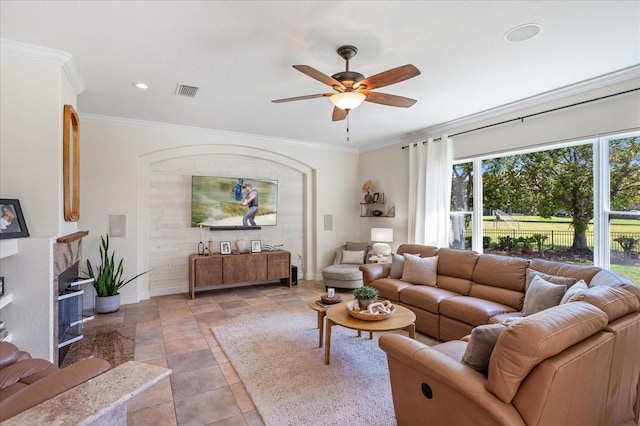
[345,241,369,252]
[399,285,459,314]
[574,285,640,321]
[523,275,567,316]
[440,296,516,327]
[397,244,438,258]
[322,264,362,281]
[341,250,365,264]
[462,323,507,374]
[486,301,608,403]
[402,255,438,286]
[560,279,588,304]
[368,278,412,302]
[435,248,478,295]
[470,255,529,310]
[525,268,577,291]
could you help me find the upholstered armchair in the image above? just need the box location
[321,242,371,290]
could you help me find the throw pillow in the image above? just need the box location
[389,253,405,278]
[522,275,567,316]
[560,279,589,304]
[525,268,577,291]
[462,323,507,374]
[341,250,365,265]
[401,255,438,286]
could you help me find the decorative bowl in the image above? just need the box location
[372,210,383,216]
[346,299,394,321]
[320,295,342,304]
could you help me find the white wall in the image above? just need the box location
[79,118,362,303]
[359,77,640,250]
[0,50,79,360]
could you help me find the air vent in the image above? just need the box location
[175,83,199,97]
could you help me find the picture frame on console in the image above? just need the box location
[0,199,30,239]
[251,240,262,253]
[220,241,232,255]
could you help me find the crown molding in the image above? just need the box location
[80,113,359,154]
[360,64,640,153]
[0,38,86,95]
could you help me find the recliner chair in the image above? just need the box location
[0,341,111,422]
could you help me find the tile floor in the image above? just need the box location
[65,280,329,426]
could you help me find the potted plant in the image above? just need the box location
[86,235,150,313]
[515,236,536,254]
[353,286,379,310]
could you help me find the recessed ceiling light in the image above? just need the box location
[504,23,542,43]
[132,82,149,90]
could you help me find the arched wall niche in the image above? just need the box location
[137,144,315,298]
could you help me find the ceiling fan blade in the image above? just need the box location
[293,65,345,91]
[271,93,332,103]
[332,107,348,121]
[364,91,417,108]
[356,64,420,90]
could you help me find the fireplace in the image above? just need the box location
[53,231,92,366]
[57,262,95,364]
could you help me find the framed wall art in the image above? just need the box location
[220,241,232,255]
[0,199,29,240]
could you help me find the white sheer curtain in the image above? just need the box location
[407,135,453,246]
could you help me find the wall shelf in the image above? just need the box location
[360,193,395,217]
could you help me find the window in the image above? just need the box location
[453,131,639,280]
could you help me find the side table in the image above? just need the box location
[306,296,353,348]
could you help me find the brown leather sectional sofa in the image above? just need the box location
[360,244,640,425]
[0,342,111,421]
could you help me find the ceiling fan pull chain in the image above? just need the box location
[346,113,350,142]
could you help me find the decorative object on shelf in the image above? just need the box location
[0,199,29,240]
[85,235,150,313]
[221,241,232,255]
[63,104,80,222]
[362,180,375,203]
[371,228,393,257]
[372,192,380,203]
[352,286,379,310]
[235,239,249,252]
[346,299,395,321]
[251,240,262,253]
[372,210,383,216]
[0,276,4,297]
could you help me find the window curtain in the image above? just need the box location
[407,135,453,246]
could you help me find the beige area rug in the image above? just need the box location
[211,311,438,426]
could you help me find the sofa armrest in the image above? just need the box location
[0,358,111,422]
[0,342,31,370]
[359,263,390,285]
[378,334,524,425]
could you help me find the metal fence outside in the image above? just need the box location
[460,229,640,254]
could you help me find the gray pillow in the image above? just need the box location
[389,253,405,278]
[462,323,507,374]
[560,279,589,304]
[525,268,577,291]
[523,275,567,316]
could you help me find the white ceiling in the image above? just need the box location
[1,1,639,149]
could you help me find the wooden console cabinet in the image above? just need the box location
[189,250,291,298]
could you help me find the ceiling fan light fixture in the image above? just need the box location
[330,92,366,110]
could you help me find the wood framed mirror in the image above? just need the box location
[63,104,80,222]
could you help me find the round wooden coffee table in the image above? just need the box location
[324,303,416,365]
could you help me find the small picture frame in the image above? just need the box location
[372,193,380,203]
[220,241,232,255]
[251,240,262,253]
[0,276,4,297]
[0,199,30,240]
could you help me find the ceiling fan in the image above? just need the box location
[272,45,421,121]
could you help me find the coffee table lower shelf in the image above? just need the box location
[324,303,416,365]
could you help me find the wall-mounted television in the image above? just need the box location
[192,176,278,229]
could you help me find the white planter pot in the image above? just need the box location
[95,294,121,314]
